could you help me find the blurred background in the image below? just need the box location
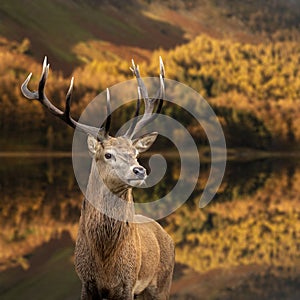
[0,0,300,299]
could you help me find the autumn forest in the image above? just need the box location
[1,0,300,152]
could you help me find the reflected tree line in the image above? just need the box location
[1,155,300,278]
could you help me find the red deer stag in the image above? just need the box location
[21,57,175,300]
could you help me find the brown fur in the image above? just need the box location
[75,136,175,300]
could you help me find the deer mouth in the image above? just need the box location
[127,177,147,187]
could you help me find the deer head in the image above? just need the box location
[21,57,165,193]
[87,133,158,192]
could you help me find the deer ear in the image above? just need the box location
[132,132,158,153]
[87,135,98,155]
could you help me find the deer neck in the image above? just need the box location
[86,159,134,213]
[83,159,135,259]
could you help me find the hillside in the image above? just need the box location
[1,0,300,73]
[1,0,300,151]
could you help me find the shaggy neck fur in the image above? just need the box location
[83,159,135,260]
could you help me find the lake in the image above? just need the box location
[0,153,300,299]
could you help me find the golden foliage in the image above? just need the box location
[1,34,300,150]
[166,162,300,273]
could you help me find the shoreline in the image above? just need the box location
[1,148,300,162]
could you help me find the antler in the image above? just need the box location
[125,57,165,139]
[21,56,164,142]
[21,56,111,139]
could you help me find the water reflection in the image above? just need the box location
[0,155,300,299]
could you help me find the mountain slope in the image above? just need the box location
[0,0,186,73]
[1,0,300,74]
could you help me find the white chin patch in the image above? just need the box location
[128,179,145,187]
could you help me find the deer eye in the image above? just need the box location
[104,153,112,159]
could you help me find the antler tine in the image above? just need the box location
[64,76,74,121]
[21,56,99,137]
[130,59,149,102]
[64,77,102,136]
[127,57,165,139]
[153,74,164,114]
[105,88,111,135]
[159,56,165,79]
[97,88,112,141]
[38,56,49,100]
[124,86,141,137]
[152,56,165,108]
[123,59,147,138]
[21,73,35,99]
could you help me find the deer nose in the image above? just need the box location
[132,166,146,178]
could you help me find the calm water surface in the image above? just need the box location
[0,154,300,299]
